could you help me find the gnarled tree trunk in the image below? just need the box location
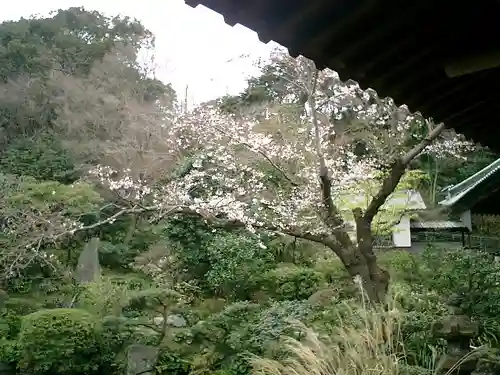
[343,246,389,303]
[352,208,389,302]
[329,237,389,303]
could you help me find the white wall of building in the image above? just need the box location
[460,209,472,231]
[392,215,411,247]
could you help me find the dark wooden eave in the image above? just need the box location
[185,0,500,152]
[440,158,500,215]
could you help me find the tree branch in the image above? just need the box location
[156,304,169,346]
[363,122,446,223]
[401,122,446,165]
[214,126,299,186]
[36,200,350,264]
[132,322,163,334]
[310,70,337,220]
[200,212,344,253]
[307,69,353,250]
[53,206,160,241]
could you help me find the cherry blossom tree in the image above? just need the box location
[3,49,469,300]
[83,51,472,302]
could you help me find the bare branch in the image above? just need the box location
[363,122,446,223]
[131,322,163,334]
[306,69,353,250]
[215,126,299,186]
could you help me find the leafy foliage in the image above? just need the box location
[156,350,192,375]
[0,7,155,140]
[17,308,101,374]
[0,132,77,182]
[205,233,275,300]
[418,247,500,319]
[0,174,103,282]
[263,265,324,301]
[472,214,500,235]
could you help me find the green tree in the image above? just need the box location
[0,7,176,176]
[0,8,151,138]
[0,131,77,182]
[0,173,103,285]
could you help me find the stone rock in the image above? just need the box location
[76,237,101,284]
[0,363,15,375]
[440,352,477,373]
[153,316,164,326]
[308,288,339,306]
[471,359,496,375]
[167,314,187,327]
[433,308,480,374]
[127,344,158,375]
[151,314,187,330]
[433,315,479,339]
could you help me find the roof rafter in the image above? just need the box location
[185,0,500,152]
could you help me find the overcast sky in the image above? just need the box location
[1,0,280,105]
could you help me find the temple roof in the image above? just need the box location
[185,0,500,152]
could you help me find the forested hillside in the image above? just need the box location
[1,8,500,375]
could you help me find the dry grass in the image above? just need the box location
[251,279,486,375]
[252,281,431,375]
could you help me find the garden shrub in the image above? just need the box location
[472,214,500,236]
[392,281,447,365]
[419,246,500,318]
[313,257,350,284]
[17,308,101,375]
[0,297,44,339]
[205,233,275,300]
[252,290,408,375]
[378,249,424,284]
[0,338,18,366]
[263,265,324,300]
[156,350,192,375]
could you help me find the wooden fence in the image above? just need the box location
[373,231,500,253]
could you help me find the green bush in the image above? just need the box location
[264,265,324,300]
[392,282,447,365]
[156,350,191,375]
[96,316,137,375]
[0,133,77,182]
[0,338,18,366]
[472,214,500,235]
[187,300,310,375]
[378,249,423,283]
[413,246,500,346]
[17,308,101,375]
[313,257,349,283]
[205,233,274,300]
[419,246,500,318]
[0,297,44,338]
[230,300,311,355]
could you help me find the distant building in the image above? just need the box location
[369,157,500,252]
[434,158,500,251]
[341,189,468,250]
[439,158,500,223]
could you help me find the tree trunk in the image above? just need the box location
[333,208,387,303]
[124,213,138,246]
[340,245,389,303]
